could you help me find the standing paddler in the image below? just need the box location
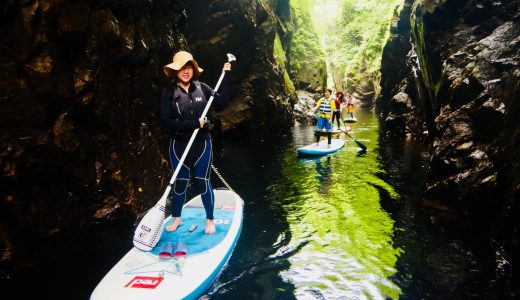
[160,50,231,234]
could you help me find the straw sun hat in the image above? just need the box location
[163,51,204,77]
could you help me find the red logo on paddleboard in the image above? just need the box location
[125,276,164,289]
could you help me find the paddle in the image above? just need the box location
[133,53,237,252]
[339,120,367,151]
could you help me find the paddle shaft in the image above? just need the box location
[159,68,229,203]
[339,118,367,151]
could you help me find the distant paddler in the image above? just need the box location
[344,93,357,123]
[311,88,336,148]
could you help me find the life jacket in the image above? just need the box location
[171,80,210,140]
[172,81,206,116]
[318,97,335,118]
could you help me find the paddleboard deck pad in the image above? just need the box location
[90,189,243,300]
[297,138,345,156]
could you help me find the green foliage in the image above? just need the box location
[274,33,296,94]
[332,0,403,87]
[291,0,403,91]
[289,0,327,90]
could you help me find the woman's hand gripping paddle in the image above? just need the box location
[133,53,237,251]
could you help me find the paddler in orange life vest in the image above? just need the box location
[346,93,355,118]
[312,88,336,147]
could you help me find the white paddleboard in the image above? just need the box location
[343,116,358,123]
[341,107,357,123]
[297,138,345,156]
[90,189,243,300]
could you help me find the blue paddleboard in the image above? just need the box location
[297,138,345,156]
[90,189,243,300]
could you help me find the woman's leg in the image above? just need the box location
[332,111,340,128]
[167,139,191,231]
[193,139,216,234]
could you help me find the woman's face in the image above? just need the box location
[325,90,331,98]
[176,63,194,84]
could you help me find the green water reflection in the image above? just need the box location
[271,110,402,299]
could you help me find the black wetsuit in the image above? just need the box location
[159,74,229,219]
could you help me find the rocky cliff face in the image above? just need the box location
[380,0,519,267]
[0,0,187,273]
[0,0,295,277]
[288,1,327,93]
[186,0,296,138]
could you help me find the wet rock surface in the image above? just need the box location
[0,0,296,280]
[1,0,188,277]
[293,90,319,124]
[186,0,296,139]
[379,0,519,290]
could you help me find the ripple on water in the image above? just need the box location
[270,116,402,299]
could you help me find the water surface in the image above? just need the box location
[4,110,514,299]
[209,110,407,299]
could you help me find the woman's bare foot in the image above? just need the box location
[166,217,181,232]
[205,219,216,234]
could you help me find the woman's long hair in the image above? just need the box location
[336,92,345,102]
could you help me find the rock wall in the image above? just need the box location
[186,0,296,138]
[379,0,519,267]
[288,1,327,92]
[0,0,189,276]
[0,0,296,277]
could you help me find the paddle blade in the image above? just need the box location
[133,201,166,251]
[339,128,368,152]
[227,53,236,62]
[354,139,367,151]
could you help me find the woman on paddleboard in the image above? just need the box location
[332,91,342,129]
[160,50,231,234]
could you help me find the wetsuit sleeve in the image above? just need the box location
[201,71,230,108]
[160,88,199,130]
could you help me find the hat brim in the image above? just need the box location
[163,59,203,78]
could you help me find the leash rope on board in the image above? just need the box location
[211,164,235,193]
